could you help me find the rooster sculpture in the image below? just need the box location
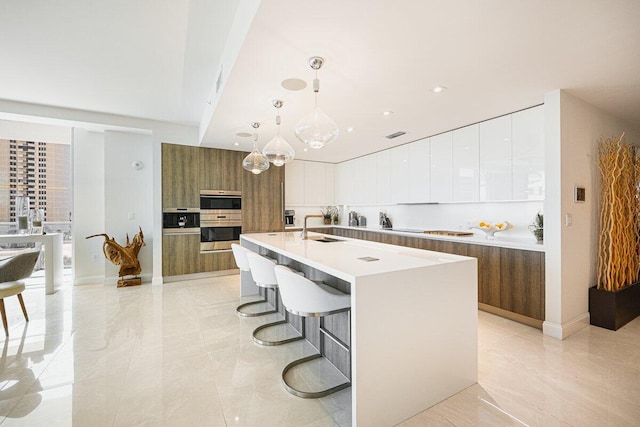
[86,227,145,279]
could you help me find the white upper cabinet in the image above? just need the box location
[351,157,366,205]
[285,160,305,206]
[287,160,335,206]
[362,154,377,204]
[390,144,410,204]
[452,124,480,202]
[408,139,430,203]
[512,106,544,200]
[376,150,391,205]
[430,132,453,202]
[335,161,353,206]
[325,163,335,205]
[480,115,512,201]
[304,161,328,206]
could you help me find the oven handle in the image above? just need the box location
[201,222,242,228]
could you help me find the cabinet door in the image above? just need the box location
[304,161,328,206]
[463,244,501,308]
[242,164,285,233]
[375,150,391,205]
[408,139,430,203]
[453,124,480,202]
[500,248,544,320]
[162,233,200,276]
[350,157,366,205]
[390,145,409,204]
[325,163,335,205]
[363,154,377,204]
[512,106,544,200]
[199,148,243,191]
[285,160,305,206]
[430,132,453,202]
[334,162,351,205]
[480,116,512,201]
[200,251,236,272]
[162,143,200,208]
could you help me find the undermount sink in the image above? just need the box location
[308,236,343,243]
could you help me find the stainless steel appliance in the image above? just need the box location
[162,209,200,234]
[284,210,295,226]
[358,215,367,227]
[348,211,359,227]
[200,190,242,252]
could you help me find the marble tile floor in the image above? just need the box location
[0,274,638,426]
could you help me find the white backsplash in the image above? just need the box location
[287,201,544,241]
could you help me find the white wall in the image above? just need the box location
[543,89,640,339]
[104,131,154,282]
[0,119,71,144]
[72,129,105,283]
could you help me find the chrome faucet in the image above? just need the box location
[302,215,323,240]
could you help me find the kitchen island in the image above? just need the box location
[241,231,477,427]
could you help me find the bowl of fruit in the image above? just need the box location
[470,220,513,239]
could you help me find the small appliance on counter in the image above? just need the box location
[284,210,295,226]
[379,211,392,229]
[358,215,367,227]
[348,211,359,227]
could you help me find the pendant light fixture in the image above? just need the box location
[294,56,339,149]
[262,99,295,166]
[242,122,270,174]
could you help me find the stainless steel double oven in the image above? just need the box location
[200,190,242,252]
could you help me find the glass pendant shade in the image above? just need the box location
[262,134,295,166]
[242,142,269,175]
[294,105,339,149]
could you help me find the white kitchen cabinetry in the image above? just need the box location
[430,132,453,202]
[362,154,377,204]
[350,157,366,205]
[453,124,480,201]
[285,160,305,206]
[480,115,512,201]
[408,139,430,203]
[335,160,354,205]
[376,150,391,205]
[512,106,544,200]
[287,160,335,206]
[389,144,410,204]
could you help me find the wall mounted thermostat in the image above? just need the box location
[575,186,586,203]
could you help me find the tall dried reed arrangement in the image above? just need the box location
[597,134,640,291]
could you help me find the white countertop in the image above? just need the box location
[289,225,545,252]
[241,231,472,282]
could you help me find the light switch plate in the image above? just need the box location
[575,186,586,203]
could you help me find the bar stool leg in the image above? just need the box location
[236,286,278,317]
[253,288,304,346]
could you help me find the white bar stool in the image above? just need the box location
[232,244,277,318]
[246,252,305,346]
[274,265,351,398]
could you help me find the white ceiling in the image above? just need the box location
[1,1,639,164]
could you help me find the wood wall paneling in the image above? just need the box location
[199,148,244,190]
[242,165,285,233]
[162,234,200,276]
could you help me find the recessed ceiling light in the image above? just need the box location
[233,142,240,146]
[281,78,307,91]
[346,127,354,133]
[383,111,394,116]
[235,132,252,137]
[432,86,447,93]
[303,148,308,152]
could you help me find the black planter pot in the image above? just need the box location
[589,281,640,330]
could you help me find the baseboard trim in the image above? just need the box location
[478,303,543,329]
[152,276,163,285]
[162,269,238,283]
[543,312,590,340]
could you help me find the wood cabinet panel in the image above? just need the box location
[500,249,545,320]
[162,144,200,208]
[199,148,243,191]
[464,244,501,308]
[162,234,200,276]
[200,251,237,272]
[242,165,284,233]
